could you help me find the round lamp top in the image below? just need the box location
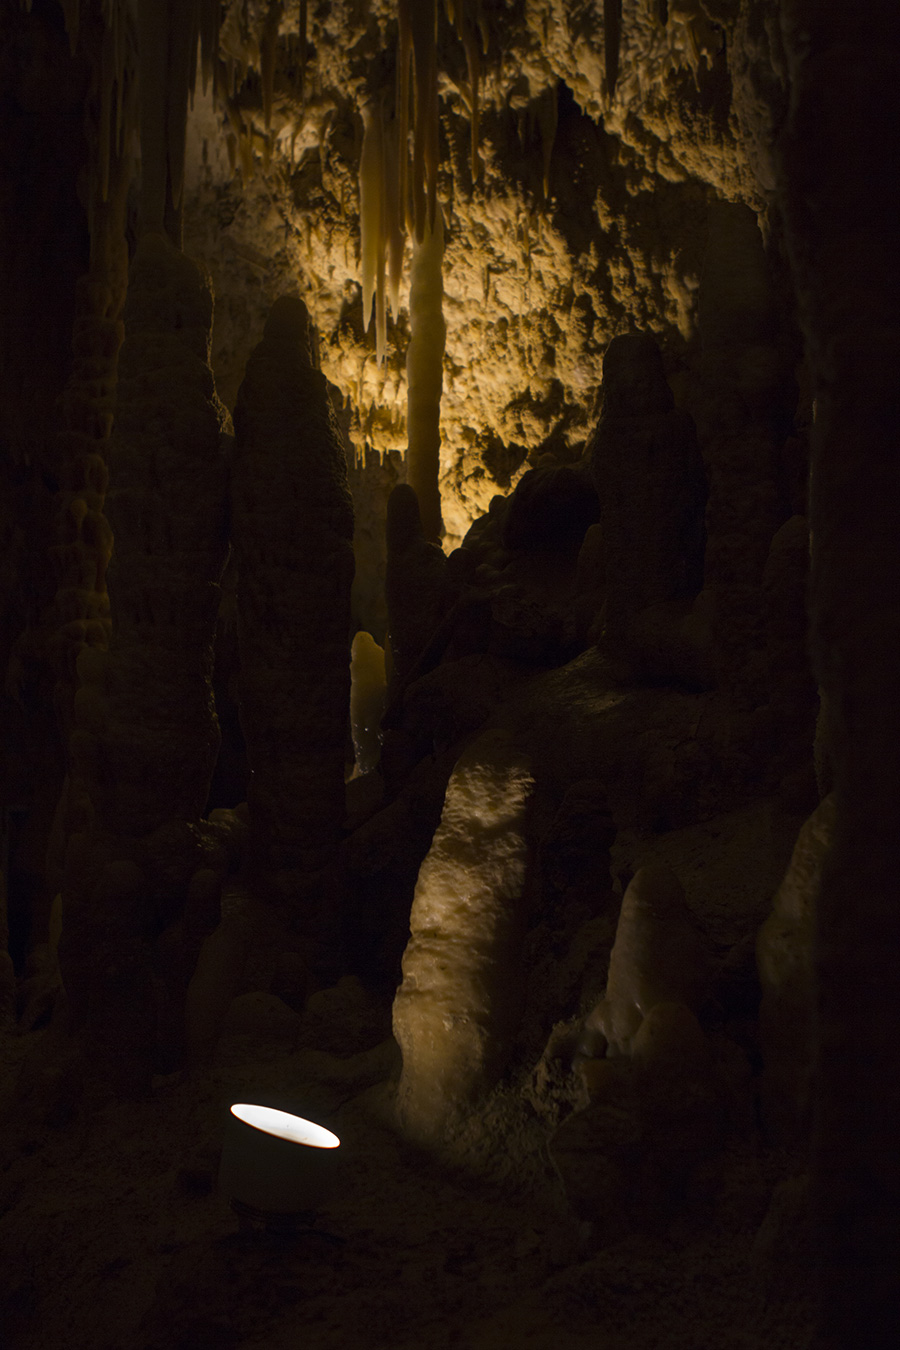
[230,1103,340,1149]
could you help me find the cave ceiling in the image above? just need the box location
[179,0,786,545]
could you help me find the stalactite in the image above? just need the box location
[536,80,558,199]
[165,0,196,215]
[299,0,307,103]
[604,0,622,100]
[449,0,484,183]
[199,0,220,97]
[384,118,404,321]
[260,0,283,131]
[136,0,200,239]
[60,0,79,52]
[136,0,169,231]
[98,19,114,202]
[359,101,387,363]
[405,0,438,240]
[231,297,355,887]
[405,206,445,543]
[397,0,411,236]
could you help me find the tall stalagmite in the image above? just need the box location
[59,232,230,1092]
[588,334,706,663]
[231,297,354,890]
[697,203,791,714]
[385,482,447,690]
[393,729,533,1144]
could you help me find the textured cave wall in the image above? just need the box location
[179,0,793,564]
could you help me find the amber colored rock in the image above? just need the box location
[583,863,709,1053]
[393,729,533,1144]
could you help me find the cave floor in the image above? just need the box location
[0,799,814,1350]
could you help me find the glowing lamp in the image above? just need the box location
[219,1103,341,1228]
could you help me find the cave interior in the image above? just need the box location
[1,2,898,1348]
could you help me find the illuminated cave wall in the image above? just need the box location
[179,0,789,548]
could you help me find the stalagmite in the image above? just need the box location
[349,631,387,776]
[393,729,533,1143]
[385,483,448,688]
[581,865,709,1055]
[59,233,230,1092]
[231,297,354,883]
[757,793,836,1144]
[406,206,445,544]
[588,334,706,666]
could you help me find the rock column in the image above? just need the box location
[393,729,533,1144]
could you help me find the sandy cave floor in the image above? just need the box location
[0,800,814,1350]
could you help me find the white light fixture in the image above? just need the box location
[219,1103,341,1230]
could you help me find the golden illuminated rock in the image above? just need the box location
[393,728,533,1143]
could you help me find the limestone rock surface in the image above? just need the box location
[393,728,533,1143]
